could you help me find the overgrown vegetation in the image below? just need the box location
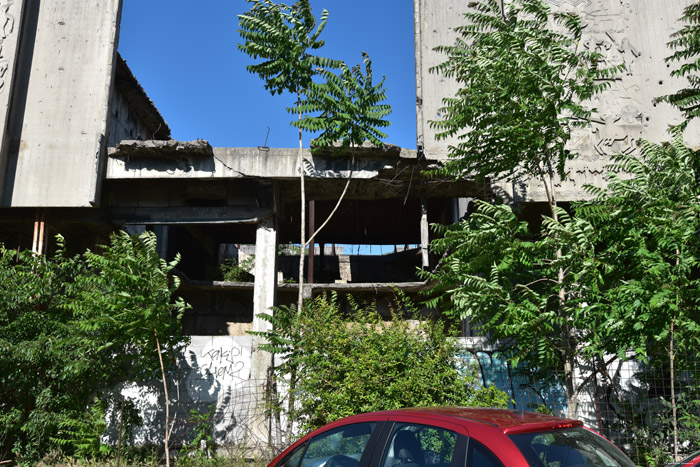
[426,0,622,417]
[0,231,188,464]
[425,0,700,462]
[220,256,255,282]
[252,292,510,436]
[657,2,700,128]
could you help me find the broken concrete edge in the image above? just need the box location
[105,142,456,184]
[309,141,403,157]
[109,140,418,160]
[111,139,214,158]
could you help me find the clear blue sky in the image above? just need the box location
[118,0,418,150]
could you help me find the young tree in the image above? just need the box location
[238,0,339,312]
[293,52,391,245]
[426,0,620,417]
[580,132,700,460]
[0,232,188,463]
[424,201,614,417]
[239,3,391,313]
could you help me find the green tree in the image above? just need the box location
[253,293,510,434]
[580,132,700,460]
[0,231,188,464]
[238,0,339,313]
[293,51,391,247]
[239,2,391,313]
[424,201,614,416]
[239,2,391,442]
[426,0,620,417]
[430,0,618,196]
[657,2,700,129]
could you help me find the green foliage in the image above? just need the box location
[430,0,621,183]
[657,2,700,128]
[220,257,255,282]
[423,200,608,374]
[292,52,392,152]
[178,404,216,463]
[580,130,700,362]
[237,0,339,96]
[0,231,188,463]
[50,398,112,460]
[252,292,510,434]
[609,370,700,467]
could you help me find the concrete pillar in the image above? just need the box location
[152,225,169,259]
[420,195,429,268]
[307,200,315,283]
[250,213,278,449]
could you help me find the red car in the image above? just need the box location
[668,451,700,467]
[269,407,635,467]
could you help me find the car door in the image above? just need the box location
[274,421,385,467]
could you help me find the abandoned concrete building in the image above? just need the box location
[0,0,696,447]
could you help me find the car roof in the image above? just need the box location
[338,407,583,435]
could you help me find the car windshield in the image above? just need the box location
[509,427,635,467]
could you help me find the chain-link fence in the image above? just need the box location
[118,338,699,466]
[458,338,700,466]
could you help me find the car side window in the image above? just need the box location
[381,423,458,467]
[466,439,503,467]
[277,442,308,467]
[299,422,377,467]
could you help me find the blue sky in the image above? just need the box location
[118,0,418,150]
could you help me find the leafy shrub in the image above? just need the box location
[254,292,510,434]
[220,257,255,282]
[0,231,188,463]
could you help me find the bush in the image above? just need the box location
[0,231,188,463]
[255,292,510,434]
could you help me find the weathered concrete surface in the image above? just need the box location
[249,214,278,448]
[0,0,27,195]
[1,0,122,207]
[115,139,212,158]
[117,335,259,447]
[415,0,698,201]
[107,144,419,180]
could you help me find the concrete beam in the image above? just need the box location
[420,195,429,268]
[108,206,272,225]
[2,0,122,207]
[0,0,28,197]
[106,145,420,180]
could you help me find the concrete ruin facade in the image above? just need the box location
[0,0,697,448]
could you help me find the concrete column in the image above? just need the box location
[420,195,429,268]
[250,213,278,449]
[152,225,169,259]
[307,200,315,283]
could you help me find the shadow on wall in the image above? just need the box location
[103,336,267,449]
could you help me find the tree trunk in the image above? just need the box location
[297,91,306,314]
[670,318,679,461]
[542,170,577,418]
[155,331,170,467]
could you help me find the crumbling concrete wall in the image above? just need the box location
[108,89,156,145]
